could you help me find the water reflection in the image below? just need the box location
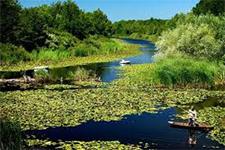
[24,108,223,149]
[0,39,156,82]
[188,129,197,146]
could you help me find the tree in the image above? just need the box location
[193,0,225,16]
[17,6,50,51]
[156,23,222,60]
[50,0,84,39]
[89,9,112,36]
[0,0,21,43]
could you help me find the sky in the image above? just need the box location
[19,0,200,22]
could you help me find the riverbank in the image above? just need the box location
[115,58,225,89]
[0,39,140,72]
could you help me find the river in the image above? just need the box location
[22,39,224,149]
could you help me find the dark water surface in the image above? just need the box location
[25,108,224,149]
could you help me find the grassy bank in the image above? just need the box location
[0,38,140,71]
[115,57,225,89]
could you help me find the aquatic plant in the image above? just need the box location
[0,119,22,150]
[70,67,92,81]
[0,86,160,130]
[34,69,50,82]
[25,139,140,150]
[198,107,225,145]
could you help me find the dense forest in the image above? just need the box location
[112,18,169,41]
[0,0,119,64]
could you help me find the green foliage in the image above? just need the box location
[0,43,31,64]
[25,140,140,150]
[18,5,50,50]
[0,119,22,150]
[50,0,84,39]
[117,58,224,88]
[156,24,221,59]
[68,68,92,81]
[156,14,225,60]
[45,29,79,50]
[0,0,21,43]
[0,45,139,71]
[32,48,71,61]
[71,37,135,57]
[34,69,50,81]
[84,9,113,37]
[113,18,168,38]
[152,58,220,87]
[198,107,225,145]
[0,86,159,130]
[193,0,225,16]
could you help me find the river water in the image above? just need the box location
[1,39,224,149]
[24,39,224,149]
[0,38,156,82]
[25,107,224,149]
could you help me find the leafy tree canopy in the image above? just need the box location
[193,0,225,16]
[0,0,21,43]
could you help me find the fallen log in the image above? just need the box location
[0,78,36,84]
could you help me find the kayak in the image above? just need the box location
[168,121,213,131]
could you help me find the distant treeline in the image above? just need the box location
[0,0,112,51]
[112,0,225,40]
[113,18,169,36]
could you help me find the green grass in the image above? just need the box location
[116,57,225,88]
[0,43,31,65]
[32,48,71,62]
[152,58,222,87]
[0,38,140,71]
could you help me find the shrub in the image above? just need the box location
[72,67,91,81]
[156,23,221,60]
[156,14,225,60]
[45,29,79,50]
[151,58,220,87]
[32,48,71,61]
[0,43,31,64]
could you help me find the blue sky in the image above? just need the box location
[19,0,199,22]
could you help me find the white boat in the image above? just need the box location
[34,66,49,72]
[119,59,131,64]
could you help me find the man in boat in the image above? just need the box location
[188,106,197,126]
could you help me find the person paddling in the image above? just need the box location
[188,106,197,126]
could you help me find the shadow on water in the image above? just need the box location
[24,108,223,149]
